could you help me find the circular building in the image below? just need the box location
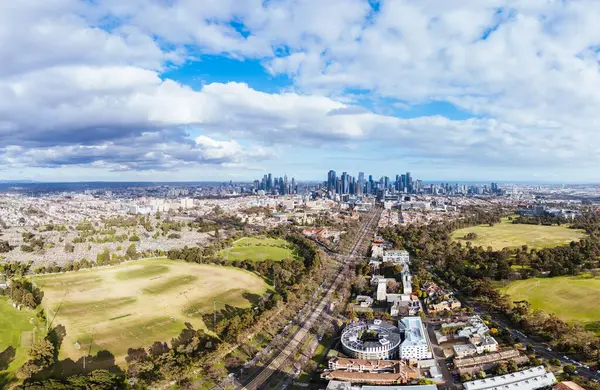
[340,319,402,360]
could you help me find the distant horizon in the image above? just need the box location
[2,179,599,186]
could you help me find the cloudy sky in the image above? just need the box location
[2,0,600,183]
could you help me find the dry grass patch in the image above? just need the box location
[32,258,269,365]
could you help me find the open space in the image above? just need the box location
[0,297,39,377]
[451,218,586,250]
[31,258,269,365]
[218,236,296,262]
[501,274,600,329]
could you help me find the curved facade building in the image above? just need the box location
[341,320,402,360]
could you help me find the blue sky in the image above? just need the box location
[1,0,600,183]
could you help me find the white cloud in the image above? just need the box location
[3,0,600,179]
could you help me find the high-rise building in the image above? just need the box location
[268,173,273,192]
[357,172,365,196]
[328,170,336,192]
[406,172,412,193]
[341,172,349,194]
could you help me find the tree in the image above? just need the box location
[29,339,55,368]
[549,358,561,366]
[0,240,10,253]
[126,244,138,260]
[564,364,577,375]
[96,249,110,265]
[64,242,75,253]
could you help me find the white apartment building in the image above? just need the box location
[383,250,410,264]
[401,264,412,295]
[464,366,556,390]
[180,198,194,209]
[457,316,490,338]
[398,317,432,360]
[377,280,388,301]
[371,244,385,258]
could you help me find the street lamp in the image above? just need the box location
[74,341,85,370]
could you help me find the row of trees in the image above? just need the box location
[124,326,219,386]
[19,370,124,390]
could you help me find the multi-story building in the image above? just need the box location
[453,335,499,358]
[340,320,403,360]
[454,349,521,369]
[401,265,412,295]
[377,280,388,302]
[463,366,556,390]
[382,250,410,264]
[398,317,432,360]
[323,358,420,385]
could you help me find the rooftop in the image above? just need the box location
[341,321,402,353]
[464,366,556,390]
[399,317,428,347]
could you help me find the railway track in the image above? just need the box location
[237,207,382,390]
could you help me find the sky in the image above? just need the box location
[2,0,600,183]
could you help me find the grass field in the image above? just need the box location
[219,237,296,262]
[0,297,39,377]
[451,218,586,250]
[31,258,269,365]
[501,274,600,328]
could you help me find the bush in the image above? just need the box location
[129,235,140,242]
[126,244,138,260]
[20,244,34,252]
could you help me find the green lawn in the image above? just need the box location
[0,297,39,377]
[452,218,586,250]
[501,274,600,327]
[30,258,269,365]
[219,237,296,262]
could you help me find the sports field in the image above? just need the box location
[219,237,296,262]
[31,258,269,364]
[501,274,600,327]
[451,218,585,250]
[0,297,38,376]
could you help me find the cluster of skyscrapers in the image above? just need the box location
[253,173,297,195]
[326,170,422,197]
[325,171,503,198]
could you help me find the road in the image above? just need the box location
[425,322,457,389]
[237,207,382,390]
[470,303,600,382]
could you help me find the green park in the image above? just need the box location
[451,218,586,250]
[501,274,600,331]
[0,297,41,383]
[218,236,296,261]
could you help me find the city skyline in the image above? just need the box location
[3,2,600,182]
